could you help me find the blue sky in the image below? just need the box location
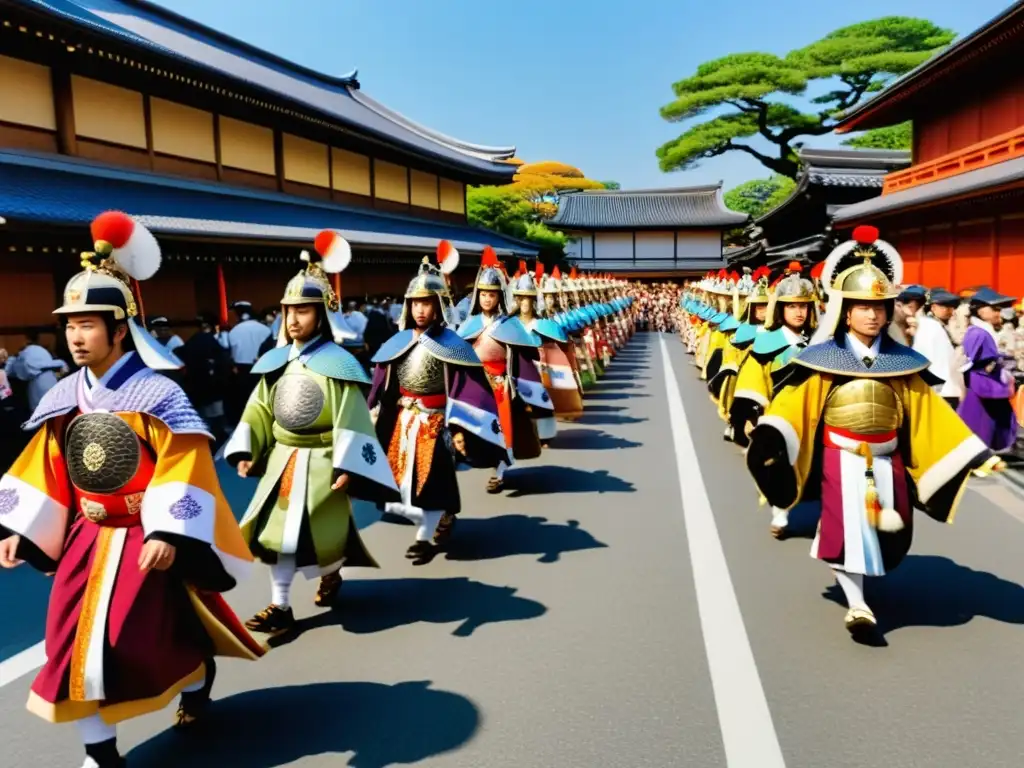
[154,0,1010,192]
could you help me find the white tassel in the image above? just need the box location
[877,506,905,532]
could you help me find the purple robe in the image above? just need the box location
[958,325,1018,451]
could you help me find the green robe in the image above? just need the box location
[228,343,398,577]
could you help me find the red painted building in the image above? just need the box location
[833,1,1024,297]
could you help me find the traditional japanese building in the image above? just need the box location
[0,0,534,350]
[548,185,747,279]
[832,0,1024,296]
[728,147,910,268]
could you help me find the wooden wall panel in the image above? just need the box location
[0,55,55,129]
[282,133,329,188]
[920,226,952,289]
[374,160,409,203]
[332,148,371,196]
[951,220,995,290]
[894,229,923,285]
[997,216,1024,298]
[150,98,215,162]
[71,76,147,148]
[219,117,275,175]
[439,178,465,214]
[410,169,439,209]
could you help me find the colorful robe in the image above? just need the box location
[556,309,598,389]
[0,352,263,726]
[369,325,508,515]
[709,319,760,424]
[458,313,546,460]
[224,338,399,577]
[746,334,993,577]
[525,315,584,427]
[958,323,1018,452]
[730,326,805,448]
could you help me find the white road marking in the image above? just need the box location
[0,641,46,689]
[659,336,787,768]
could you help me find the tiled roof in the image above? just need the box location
[16,0,517,181]
[549,185,748,229]
[831,154,1024,223]
[0,150,537,256]
[800,148,911,188]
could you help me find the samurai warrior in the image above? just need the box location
[0,212,264,768]
[746,226,1003,640]
[457,247,545,493]
[730,262,817,537]
[369,244,508,563]
[225,231,399,636]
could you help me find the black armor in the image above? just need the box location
[65,413,141,493]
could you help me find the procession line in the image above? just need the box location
[659,336,787,768]
[0,641,46,689]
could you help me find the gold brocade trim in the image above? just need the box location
[278,450,299,500]
[415,414,445,496]
[69,527,114,702]
[387,420,404,483]
[27,664,207,725]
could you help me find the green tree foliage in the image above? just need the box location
[657,17,953,178]
[842,121,912,149]
[466,185,567,261]
[724,176,798,219]
[601,180,622,190]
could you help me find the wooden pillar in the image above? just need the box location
[213,114,223,182]
[273,129,285,192]
[50,67,76,156]
[143,94,155,170]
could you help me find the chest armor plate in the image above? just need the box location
[474,331,506,364]
[273,373,325,430]
[823,379,903,434]
[396,343,445,395]
[65,412,141,493]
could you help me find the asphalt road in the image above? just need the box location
[3,333,1024,767]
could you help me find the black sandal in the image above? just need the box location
[433,512,456,545]
[174,658,217,730]
[486,476,504,494]
[315,572,343,607]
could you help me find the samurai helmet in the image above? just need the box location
[812,225,903,344]
[766,262,818,331]
[276,230,360,347]
[398,240,459,330]
[540,264,562,294]
[469,245,509,316]
[55,211,181,370]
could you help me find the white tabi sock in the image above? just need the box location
[495,461,508,481]
[770,507,789,528]
[832,568,869,612]
[76,714,116,745]
[270,554,297,608]
[416,510,443,542]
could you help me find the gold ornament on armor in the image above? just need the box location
[823,379,903,434]
[82,442,107,472]
[80,498,108,523]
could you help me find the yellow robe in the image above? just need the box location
[749,369,990,522]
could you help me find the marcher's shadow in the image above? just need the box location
[822,554,1024,639]
[599,374,651,382]
[445,515,607,565]
[127,680,479,768]
[590,381,642,390]
[550,429,642,451]
[281,577,545,641]
[575,412,648,426]
[505,465,636,496]
[584,392,649,401]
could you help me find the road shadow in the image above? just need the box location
[280,577,546,640]
[444,515,608,565]
[590,381,642,391]
[504,465,636,496]
[585,392,650,401]
[127,680,479,768]
[821,554,1024,641]
[549,428,642,451]
[575,412,648,426]
[598,374,651,382]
